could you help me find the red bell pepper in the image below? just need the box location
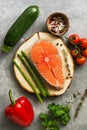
[5,89,34,127]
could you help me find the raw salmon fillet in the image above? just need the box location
[31,40,65,90]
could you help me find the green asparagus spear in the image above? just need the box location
[17,54,46,97]
[13,60,43,103]
[21,51,50,96]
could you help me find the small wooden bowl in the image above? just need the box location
[46,12,69,36]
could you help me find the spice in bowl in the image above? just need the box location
[46,12,69,36]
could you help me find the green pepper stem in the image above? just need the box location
[9,89,15,105]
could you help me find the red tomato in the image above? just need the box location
[80,38,87,48]
[82,48,87,57]
[76,55,86,65]
[71,49,79,57]
[69,34,80,44]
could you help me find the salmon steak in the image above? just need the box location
[31,40,65,90]
[14,32,74,96]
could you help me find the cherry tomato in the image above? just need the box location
[82,48,87,57]
[69,34,80,44]
[71,49,79,57]
[76,55,86,65]
[80,38,87,48]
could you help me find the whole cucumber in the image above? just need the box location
[2,5,39,53]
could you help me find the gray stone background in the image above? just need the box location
[0,0,87,130]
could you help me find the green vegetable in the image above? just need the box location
[13,60,43,103]
[21,51,50,96]
[17,53,46,97]
[2,5,39,53]
[39,103,71,130]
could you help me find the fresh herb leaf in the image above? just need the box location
[42,120,58,127]
[40,113,49,121]
[46,126,59,130]
[39,103,71,130]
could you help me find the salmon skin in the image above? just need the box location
[31,40,65,90]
